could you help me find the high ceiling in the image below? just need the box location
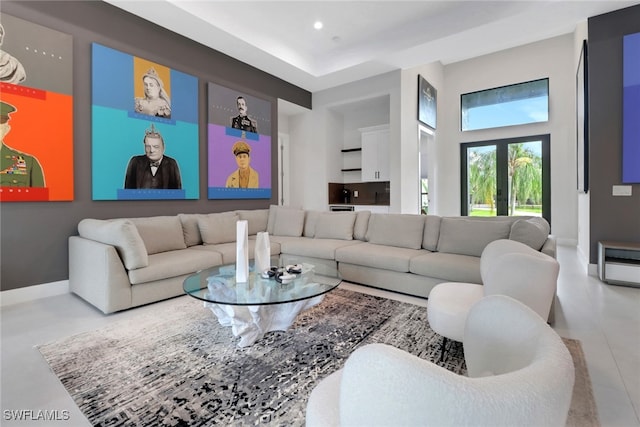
[105,0,639,92]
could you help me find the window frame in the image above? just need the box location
[460,78,549,132]
[460,134,551,226]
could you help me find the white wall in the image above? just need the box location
[309,71,402,211]
[400,62,444,214]
[284,33,580,243]
[435,34,578,243]
[574,21,591,269]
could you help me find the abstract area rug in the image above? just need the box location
[38,288,598,426]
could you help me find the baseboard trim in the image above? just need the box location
[0,280,70,308]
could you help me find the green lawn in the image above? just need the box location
[469,206,542,217]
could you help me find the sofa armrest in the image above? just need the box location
[69,236,132,314]
[541,235,557,259]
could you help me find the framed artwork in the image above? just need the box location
[91,43,199,200]
[418,75,437,129]
[0,14,73,202]
[576,40,589,193]
[207,82,272,199]
[622,32,640,184]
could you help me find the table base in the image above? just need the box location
[204,295,325,347]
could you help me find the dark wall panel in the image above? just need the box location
[588,5,640,263]
[0,1,311,291]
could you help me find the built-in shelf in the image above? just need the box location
[341,148,362,153]
[341,168,362,172]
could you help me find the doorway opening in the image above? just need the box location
[460,134,550,224]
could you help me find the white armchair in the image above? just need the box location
[426,239,559,356]
[305,295,575,427]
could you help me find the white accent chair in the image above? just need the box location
[426,239,559,358]
[305,295,575,427]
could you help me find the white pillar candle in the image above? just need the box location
[236,220,249,283]
[255,231,271,274]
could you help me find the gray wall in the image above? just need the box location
[588,5,640,263]
[0,1,311,291]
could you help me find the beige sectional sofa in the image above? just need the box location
[69,206,556,315]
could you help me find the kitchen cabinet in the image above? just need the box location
[360,125,389,182]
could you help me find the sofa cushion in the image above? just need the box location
[336,242,424,273]
[128,248,223,285]
[410,252,482,284]
[191,239,281,265]
[178,213,205,247]
[236,209,269,235]
[353,210,371,241]
[78,218,148,270]
[272,207,305,237]
[436,218,511,257]
[267,205,304,235]
[280,236,361,260]
[315,212,357,240]
[509,217,550,251]
[198,212,239,245]
[130,216,187,255]
[422,215,441,251]
[303,210,323,237]
[366,214,425,249]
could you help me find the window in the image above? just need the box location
[461,135,550,225]
[461,79,549,131]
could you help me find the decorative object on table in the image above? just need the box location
[417,74,437,129]
[254,231,271,273]
[235,220,249,283]
[37,289,597,427]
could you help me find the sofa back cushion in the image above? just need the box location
[422,215,441,251]
[268,205,305,237]
[509,217,550,251]
[314,212,357,240]
[366,214,425,249]
[236,209,269,235]
[178,213,204,247]
[437,217,512,257]
[353,210,371,241]
[303,210,323,237]
[130,216,187,255]
[78,219,148,269]
[198,212,239,244]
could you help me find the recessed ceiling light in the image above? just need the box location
[313,21,323,30]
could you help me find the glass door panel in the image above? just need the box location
[507,141,542,217]
[461,135,550,224]
[467,145,497,216]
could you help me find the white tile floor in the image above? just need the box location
[1,245,638,426]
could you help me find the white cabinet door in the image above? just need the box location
[360,125,389,182]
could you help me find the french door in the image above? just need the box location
[460,134,550,225]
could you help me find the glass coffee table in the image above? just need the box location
[183,262,341,347]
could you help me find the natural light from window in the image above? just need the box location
[461,79,549,131]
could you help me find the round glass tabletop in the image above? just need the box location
[183,262,341,306]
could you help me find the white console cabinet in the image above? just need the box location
[360,125,389,182]
[597,241,640,287]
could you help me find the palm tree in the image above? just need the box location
[468,147,496,215]
[508,143,540,215]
